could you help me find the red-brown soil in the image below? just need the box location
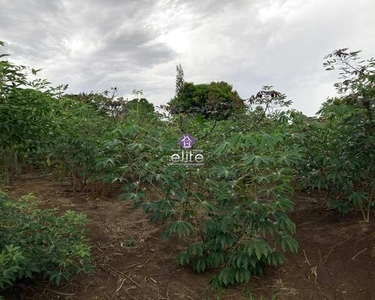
[3,173,375,300]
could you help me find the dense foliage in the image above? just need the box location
[296,49,375,221]
[0,193,92,290]
[67,89,155,119]
[0,41,62,184]
[169,81,245,118]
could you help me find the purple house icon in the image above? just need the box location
[178,133,196,149]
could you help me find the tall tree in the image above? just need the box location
[175,64,184,97]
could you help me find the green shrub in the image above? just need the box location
[0,193,93,290]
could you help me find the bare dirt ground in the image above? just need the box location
[3,173,375,300]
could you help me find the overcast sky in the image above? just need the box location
[1,0,374,115]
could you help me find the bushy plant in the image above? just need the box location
[0,41,62,184]
[116,96,299,287]
[94,109,170,186]
[44,97,113,191]
[295,49,375,221]
[295,101,375,221]
[86,85,301,288]
[0,193,93,290]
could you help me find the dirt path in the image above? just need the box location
[4,173,375,300]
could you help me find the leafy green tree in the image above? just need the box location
[169,81,245,119]
[125,98,155,115]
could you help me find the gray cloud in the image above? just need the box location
[1,0,375,115]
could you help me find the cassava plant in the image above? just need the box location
[119,120,299,287]
[0,193,93,291]
[294,49,375,221]
[44,97,113,191]
[0,41,66,184]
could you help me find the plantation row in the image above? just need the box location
[1,41,375,293]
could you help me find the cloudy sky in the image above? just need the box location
[1,0,374,115]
